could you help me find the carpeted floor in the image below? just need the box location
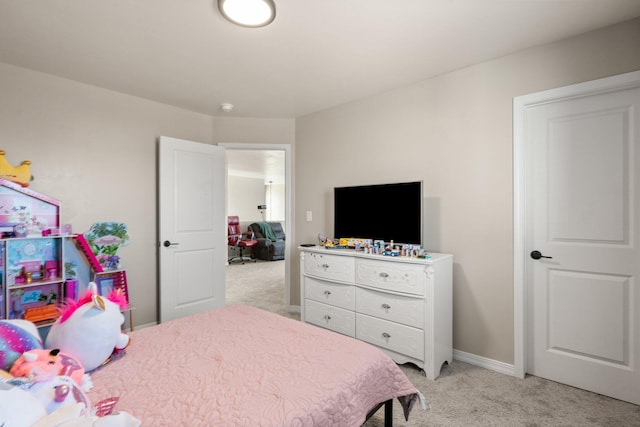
[225,258,298,320]
[225,260,640,426]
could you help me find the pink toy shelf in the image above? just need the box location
[9,283,61,325]
[0,179,131,326]
[95,270,129,301]
[71,233,129,305]
[0,178,60,236]
[74,234,104,273]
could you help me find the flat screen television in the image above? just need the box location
[334,181,423,245]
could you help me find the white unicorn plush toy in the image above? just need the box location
[46,283,130,372]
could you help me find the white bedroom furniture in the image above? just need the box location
[300,247,453,380]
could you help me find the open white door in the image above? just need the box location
[158,136,225,323]
[515,71,640,405]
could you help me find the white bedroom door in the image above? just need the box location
[158,136,226,323]
[521,72,640,405]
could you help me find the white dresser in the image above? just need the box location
[300,247,453,380]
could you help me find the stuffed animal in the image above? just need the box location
[46,284,130,371]
[0,379,141,427]
[27,373,91,416]
[10,348,86,386]
[0,381,47,427]
[0,319,43,371]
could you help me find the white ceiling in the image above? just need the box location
[1,1,639,119]
[227,149,285,184]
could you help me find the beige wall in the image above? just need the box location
[0,62,216,327]
[294,18,640,364]
[212,117,295,146]
[0,63,295,328]
[227,175,266,224]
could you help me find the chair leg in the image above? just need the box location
[228,246,242,263]
[228,246,256,264]
[238,246,256,264]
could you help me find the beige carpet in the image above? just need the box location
[225,258,298,320]
[225,260,640,426]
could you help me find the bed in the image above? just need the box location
[88,304,423,426]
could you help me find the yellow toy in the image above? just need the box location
[0,150,32,187]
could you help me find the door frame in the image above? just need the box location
[219,142,294,311]
[513,70,640,379]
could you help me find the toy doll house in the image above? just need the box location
[0,179,129,329]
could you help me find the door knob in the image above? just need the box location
[530,250,552,260]
[163,240,179,248]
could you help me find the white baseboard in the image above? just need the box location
[132,321,158,331]
[288,304,301,314]
[453,349,516,377]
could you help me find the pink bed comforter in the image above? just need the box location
[89,305,420,426]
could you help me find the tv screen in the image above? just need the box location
[334,181,423,245]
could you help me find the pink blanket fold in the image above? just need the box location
[89,305,420,426]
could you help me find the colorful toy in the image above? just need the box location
[10,348,86,386]
[0,319,43,371]
[27,373,91,416]
[46,284,130,372]
[85,222,130,270]
[0,378,141,427]
[0,381,47,427]
[0,150,32,187]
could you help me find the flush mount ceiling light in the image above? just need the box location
[218,0,276,28]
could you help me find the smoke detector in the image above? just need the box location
[221,103,234,113]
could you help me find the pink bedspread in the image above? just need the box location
[89,305,420,426]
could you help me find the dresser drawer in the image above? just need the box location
[305,276,355,311]
[356,313,424,360]
[355,259,425,295]
[356,287,424,329]
[304,252,355,283]
[305,299,355,337]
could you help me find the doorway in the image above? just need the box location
[513,70,640,405]
[220,143,293,313]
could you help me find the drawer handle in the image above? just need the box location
[382,332,391,341]
[321,263,330,269]
[324,315,331,322]
[379,272,389,278]
[381,303,391,312]
[324,290,332,297]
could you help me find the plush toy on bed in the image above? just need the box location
[0,381,47,427]
[0,319,43,372]
[46,283,130,372]
[10,348,88,388]
[0,379,141,427]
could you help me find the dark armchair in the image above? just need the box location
[248,222,285,261]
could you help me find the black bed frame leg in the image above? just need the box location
[384,399,393,427]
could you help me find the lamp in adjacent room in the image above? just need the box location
[257,204,267,221]
[218,0,276,28]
